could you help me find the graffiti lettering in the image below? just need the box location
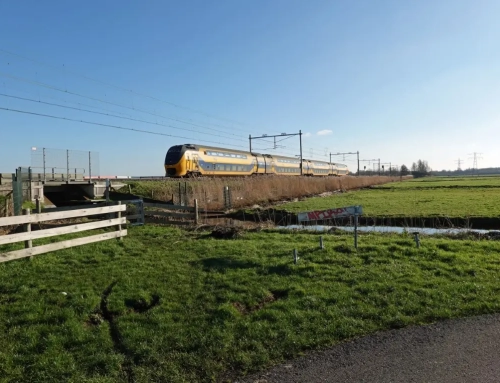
[298,205,362,222]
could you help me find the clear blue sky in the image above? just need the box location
[1,0,499,175]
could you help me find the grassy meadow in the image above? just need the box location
[281,176,500,218]
[2,225,500,382]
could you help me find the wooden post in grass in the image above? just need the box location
[294,249,299,264]
[354,214,358,249]
[413,232,420,248]
[23,208,32,249]
[194,199,199,225]
[319,236,324,249]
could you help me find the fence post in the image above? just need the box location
[194,199,199,225]
[178,183,182,206]
[23,208,32,249]
[105,179,110,203]
[293,249,299,264]
[35,197,41,214]
[354,214,358,249]
[117,201,123,241]
[319,236,324,249]
[413,232,420,248]
[223,186,232,210]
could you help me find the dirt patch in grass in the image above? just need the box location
[210,226,243,239]
[233,289,290,315]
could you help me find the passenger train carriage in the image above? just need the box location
[164,144,349,177]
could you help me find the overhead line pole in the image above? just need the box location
[359,159,379,176]
[380,162,392,175]
[249,131,303,175]
[329,151,360,176]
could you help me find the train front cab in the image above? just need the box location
[165,145,188,177]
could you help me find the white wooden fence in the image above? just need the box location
[0,203,127,263]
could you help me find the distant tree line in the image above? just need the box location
[358,160,431,177]
[431,167,500,176]
[357,160,499,178]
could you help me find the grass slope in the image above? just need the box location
[281,176,500,217]
[1,226,500,382]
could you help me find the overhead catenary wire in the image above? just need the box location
[0,72,250,139]
[0,92,249,144]
[0,105,335,162]
[1,89,304,155]
[0,48,249,130]
[0,106,250,148]
[0,52,340,162]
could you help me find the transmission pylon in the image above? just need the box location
[468,152,483,175]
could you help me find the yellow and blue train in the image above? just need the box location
[164,144,349,177]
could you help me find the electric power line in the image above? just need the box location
[0,92,249,144]
[0,48,249,129]
[0,105,318,161]
[0,105,250,148]
[0,72,250,139]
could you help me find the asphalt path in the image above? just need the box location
[236,313,500,383]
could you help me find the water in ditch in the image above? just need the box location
[277,225,499,236]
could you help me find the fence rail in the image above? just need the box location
[143,200,200,225]
[0,203,126,263]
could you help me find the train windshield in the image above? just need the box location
[165,145,184,165]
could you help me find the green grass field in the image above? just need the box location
[281,176,500,217]
[377,176,500,189]
[2,226,500,382]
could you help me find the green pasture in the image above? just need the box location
[282,176,500,217]
[1,226,500,382]
[378,176,500,189]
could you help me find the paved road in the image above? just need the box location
[236,313,500,383]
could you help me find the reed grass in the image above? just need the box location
[127,176,407,210]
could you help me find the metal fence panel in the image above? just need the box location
[30,147,100,181]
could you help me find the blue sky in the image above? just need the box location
[1,0,499,175]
